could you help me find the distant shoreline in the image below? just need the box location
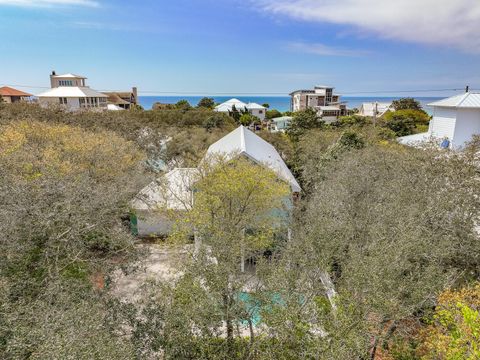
[138,95,442,114]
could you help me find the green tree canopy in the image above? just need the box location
[266,109,282,119]
[382,109,430,136]
[286,108,323,141]
[175,99,192,110]
[197,97,215,109]
[0,120,146,358]
[391,97,423,111]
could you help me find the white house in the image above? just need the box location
[37,71,107,111]
[268,116,293,133]
[358,102,394,117]
[132,125,301,237]
[398,92,480,150]
[214,98,267,121]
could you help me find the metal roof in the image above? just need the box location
[51,73,87,79]
[206,126,301,192]
[428,92,480,108]
[132,168,199,211]
[0,86,32,97]
[245,102,266,110]
[37,86,108,98]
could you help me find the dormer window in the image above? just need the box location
[58,80,74,87]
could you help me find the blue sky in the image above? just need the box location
[0,0,479,96]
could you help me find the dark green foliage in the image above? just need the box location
[197,97,215,109]
[382,109,430,136]
[266,109,282,119]
[333,114,369,128]
[338,130,365,149]
[239,113,257,126]
[286,108,323,142]
[391,97,423,111]
[175,99,192,110]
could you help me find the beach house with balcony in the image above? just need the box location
[398,92,480,150]
[290,85,347,122]
[37,71,107,111]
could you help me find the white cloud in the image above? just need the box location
[0,0,99,7]
[287,41,370,57]
[258,0,480,53]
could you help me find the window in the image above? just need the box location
[59,97,67,105]
[58,80,74,86]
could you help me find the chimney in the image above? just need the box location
[466,85,469,93]
[132,87,138,105]
[50,71,57,88]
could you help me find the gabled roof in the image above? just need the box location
[359,102,394,116]
[51,73,87,79]
[104,92,130,105]
[245,102,266,110]
[0,86,32,97]
[272,116,293,123]
[37,87,108,98]
[215,99,266,112]
[132,168,199,211]
[215,98,247,111]
[429,92,480,108]
[206,126,301,192]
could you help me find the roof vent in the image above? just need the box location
[51,70,56,76]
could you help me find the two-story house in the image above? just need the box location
[214,98,267,121]
[290,85,347,122]
[37,71,108,111]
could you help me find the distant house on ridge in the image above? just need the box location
[37,71,108,111]
[0,86,32,103]
[290,85,347,122]
[358,102,394,117]
[214,98,267,121]
[268,116,293,133]
[103,88,138,110]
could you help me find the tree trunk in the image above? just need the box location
[223,293,234,356]
[319,271,337,313]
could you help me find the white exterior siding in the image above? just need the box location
[453,109,480,148]
[249,108,266,121]
[429,107,457,141]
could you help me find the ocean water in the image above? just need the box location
[138,95,442,114]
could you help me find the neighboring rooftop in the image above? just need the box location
[37,86,107,98]
[0,86,32,97]
[214,98,266,112]
[132,168,199,211]
[428,92,480,108]
[206,125,301,192]
[104,92,130,105]
[51,73,87,79]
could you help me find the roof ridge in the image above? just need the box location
[240,125,246,152]
[456,92,470,107]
